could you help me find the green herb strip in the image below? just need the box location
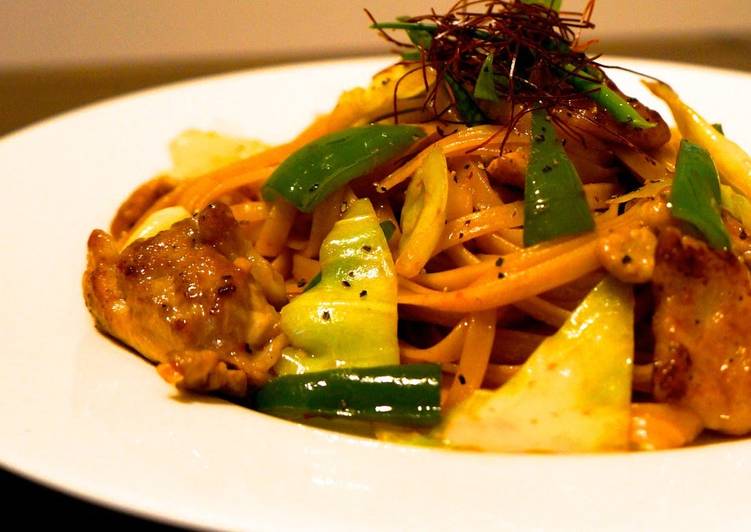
[474,53,500,102]
[444,73,488,126]
[671,139,731,250]
[563,65,655,129]
[523,109,594,246]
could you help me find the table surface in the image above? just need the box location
[2,36,750,527]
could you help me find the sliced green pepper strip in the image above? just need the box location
[277,198,398,374]
[401,49,422,61]
[397,16,433,49]
[474,53,500,102]
[520,0,561,10]
[302,271,322,292]
[671,139,731,250]
[445,73,488,126]
[370,21,492,41]
[380,219,396,241]
[262,125,426,213]
[523,109,594,247]
[254,364,442,427]
[563,65,655,129]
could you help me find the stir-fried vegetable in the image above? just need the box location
[276,199,398,375]
[523,109,594,246]
[262,125,426,212]
[563,65,655,129]
[645,81,751,200]
[254,364,441,427]
[396,148,449,278]
[122,206,190,249]
[168,129,269,179]
[334,63,437,126]
[721,184,751,234]
[671,139,731,250]
[444,73,488,126]
[521,0,562,9]
[439,276,634,452]
[473,53,501,102]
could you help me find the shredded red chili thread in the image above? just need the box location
[366,0,660,150]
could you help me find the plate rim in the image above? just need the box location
[2,54,751,531]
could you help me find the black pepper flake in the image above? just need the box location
[458,232,464,239]
[348,271,355,278]
[497,272,506,279]
[542,165,552,173]
[458,374,466,385]
[464,219,471,226]
[362,245,372,252]
[534,134,546,143]
[376,185,387,193]
[244,343,253,353]
[342,280,351,288]
[495,257,504,267]
[321,310,331,321]
[217,284,236,296]
[308,183,319,192]
[617,202,627,216]
[359,290,368,298]
[463,164,470,170]
[621,254,633,265]
[453,174,459,183]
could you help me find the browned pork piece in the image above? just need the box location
[652,227,751,434]
[554,85,671,151]
[83,203,280,396]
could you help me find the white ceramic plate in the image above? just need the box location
[1,56,751,531]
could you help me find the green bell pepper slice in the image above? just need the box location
[671,139,731,250]
[254,364,442,427]
[262,125,426,213]
[523,108,594,246]
[473,53,500,102]
[276,198,399,375]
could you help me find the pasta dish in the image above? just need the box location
[83,0,751,452]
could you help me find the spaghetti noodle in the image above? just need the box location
[82,0,751,452]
